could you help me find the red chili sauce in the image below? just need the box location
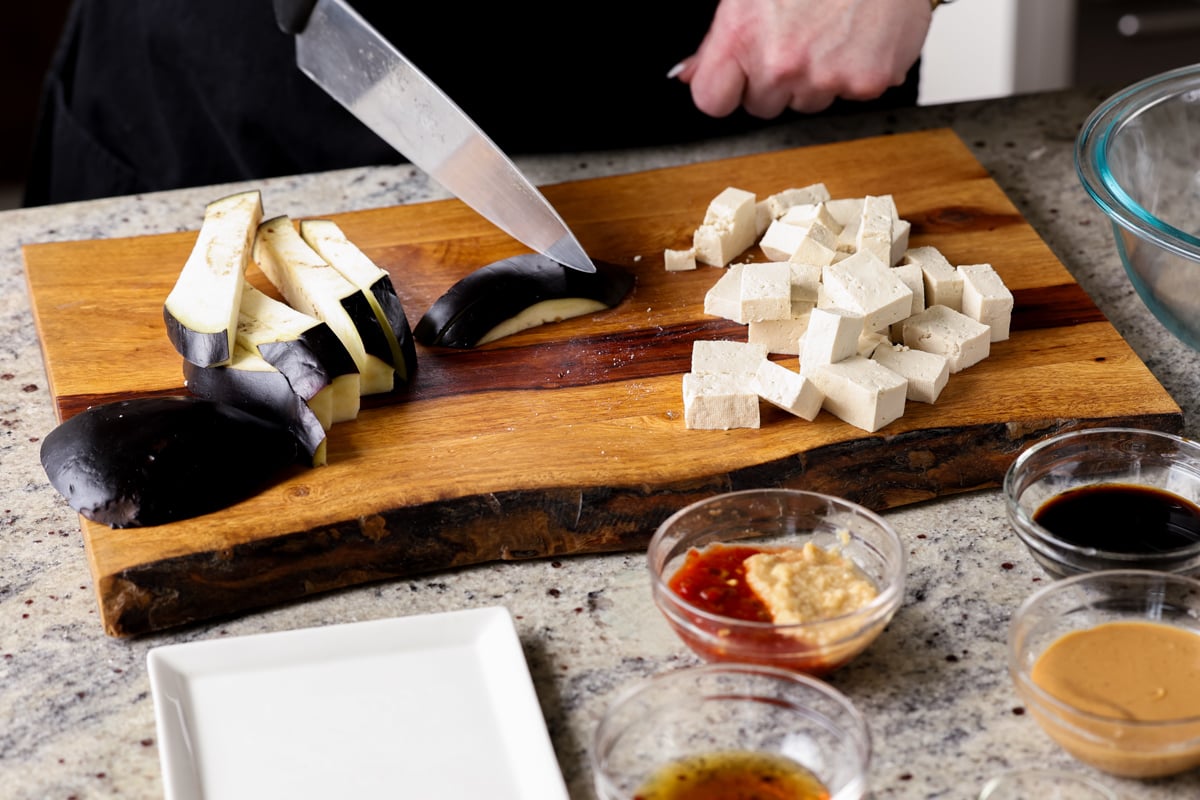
[667,544,772,622]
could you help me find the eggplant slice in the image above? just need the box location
[414,254,635,348]
[40,397,303,528]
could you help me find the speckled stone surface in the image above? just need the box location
[4,89,1200,800]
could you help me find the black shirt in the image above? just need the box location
[24,0,919,206]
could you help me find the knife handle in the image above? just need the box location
[273,0,318,34]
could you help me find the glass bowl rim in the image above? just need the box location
[1075,62,1200,259]
[1008,568,1200,731]
[647,488,906,637]
[590,661,873,799]
[1002,426,1200,564]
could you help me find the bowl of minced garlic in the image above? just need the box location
[1009,569,1200,778]
[647,489,906,676]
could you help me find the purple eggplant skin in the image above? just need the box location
[39,396,304,528]
[414,254,635,349]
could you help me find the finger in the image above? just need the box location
[788,89,837,115]
[688,55,746,118]
[667,55,697,83]
[741,84,792,119]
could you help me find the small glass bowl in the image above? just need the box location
[1076,63,1200,351]
[647,489,905,676]
[978,768,1116,800]
[591,662,871,800]
[1003,426,1200,578]
[1008,569,1200,778]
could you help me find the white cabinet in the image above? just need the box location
[918,0,1077,105]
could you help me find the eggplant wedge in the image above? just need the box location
[184,344,332,466]
[414,254,635,348]
[238,283,361,423]
[299,219,418,384]
[253,216,396,395]
[40,396,302,528]
[164,190,264,367]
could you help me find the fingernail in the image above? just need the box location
[666,61,686,80]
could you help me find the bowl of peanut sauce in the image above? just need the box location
[1008,569,1200,778]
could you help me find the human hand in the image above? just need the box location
[672,0,934,118]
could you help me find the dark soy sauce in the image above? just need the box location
[1034,483,1200,553]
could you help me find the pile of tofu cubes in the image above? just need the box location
[668,184,1013,433]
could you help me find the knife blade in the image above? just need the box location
[274,0,596,273]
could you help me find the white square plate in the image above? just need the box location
[147,606,568,800]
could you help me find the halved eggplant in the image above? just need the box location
[238,283,361,424]
[414,254,635,348]
[39,396,302,528]
[299,218,418,384]
[253,216,396,395]
[164,190,263,367]
[184,344,332,466]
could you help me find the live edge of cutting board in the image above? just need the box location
[21,128,1182,637]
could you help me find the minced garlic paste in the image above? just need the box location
[743,541,878,641]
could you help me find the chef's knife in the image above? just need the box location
[274,0,596,274]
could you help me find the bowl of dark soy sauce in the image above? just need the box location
[1004,427,1200,578]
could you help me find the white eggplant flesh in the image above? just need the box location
[253,216,395,395]
[184,344,331,466]
[40,396,302,528]
[299,218,418,383]
[164,190,263,367]
[414,254,635,348]
[238,283,361,423]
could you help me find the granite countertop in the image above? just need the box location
[3,88,1199,800]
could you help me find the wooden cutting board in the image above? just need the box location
[23,129,1182,637]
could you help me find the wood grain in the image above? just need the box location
[22,129,1182,637]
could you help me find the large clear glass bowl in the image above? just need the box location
[1076,63,1200,350]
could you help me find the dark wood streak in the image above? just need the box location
[103,413,1182,637]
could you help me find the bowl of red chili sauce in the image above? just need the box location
[647,489,906,676]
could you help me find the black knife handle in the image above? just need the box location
[273,0,318,34]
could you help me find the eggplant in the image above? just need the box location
[185,344,332,466]
[40,396,302,528]
[238,283,361,424]
[253,215,396,395]
[299,218,418,383]
[164,190,263,367]
[414,254,635,348]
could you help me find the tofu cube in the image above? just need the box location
[739,262,793,321]
[682,372,760,430]
[958,263,1014,341]
[789,262,822,311]
[855,195,895,264]
[749,313,812,355]
[810,356,908,433]
[780,201,843,234]
[664,247,697,272]
[872,343,950,403]
[754,359,824,421]
[694,187,757,267]
[820,251,914,332]
[800,307,864,374]
[703,263,745,321]
[691,339,768,376]
[888,261,926,339]
[901,304,991,373]
[762,184,832,220]
[904,246,963,311]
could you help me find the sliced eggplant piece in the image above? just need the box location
[40,396,302,528]
[164,190,263,367]
[299,218,418,383]
[184,344,332,466]
[253,215,396,395]
[239,283,361,424]
[414,254,635,348]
